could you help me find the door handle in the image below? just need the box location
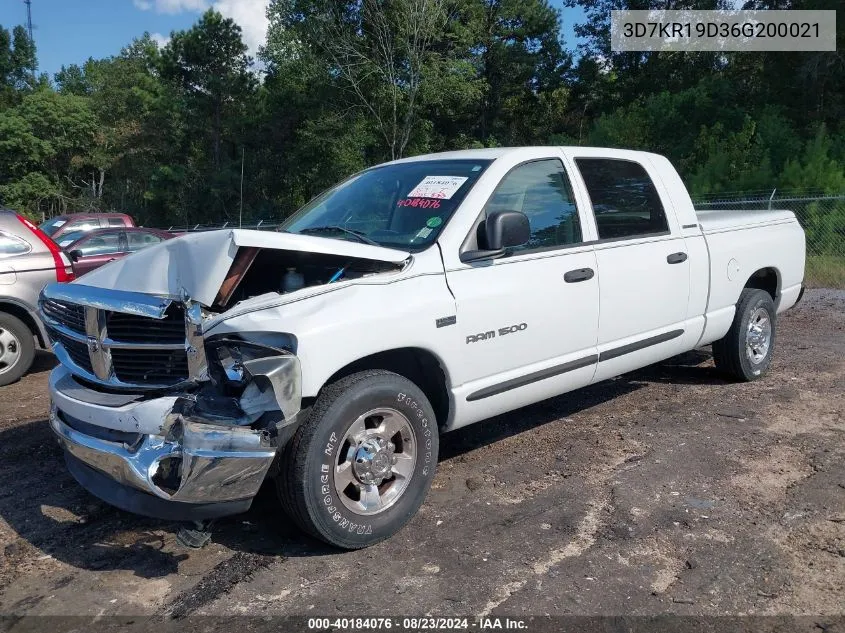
[667,252,688,264]
[564,268,595,283]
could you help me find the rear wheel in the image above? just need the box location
[277,370,438,549]
[712,288,776,381]
[0,312,35,387]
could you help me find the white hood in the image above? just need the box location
[76,229,410,307]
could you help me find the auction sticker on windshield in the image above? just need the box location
[408,176,469,199]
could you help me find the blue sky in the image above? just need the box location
[0,0,586,80]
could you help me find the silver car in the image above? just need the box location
[0,209,75,385]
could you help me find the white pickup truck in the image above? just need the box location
[40,147,805,549]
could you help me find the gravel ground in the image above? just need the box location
[0,289,843,625]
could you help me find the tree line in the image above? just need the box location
[0,0,843,228]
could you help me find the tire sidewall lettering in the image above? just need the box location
[312,387,436,540]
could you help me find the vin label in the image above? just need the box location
[611,10,836,52]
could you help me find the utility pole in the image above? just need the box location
[24,0,36,82]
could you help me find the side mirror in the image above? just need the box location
[69,249,82,262]
[461,210,530,263]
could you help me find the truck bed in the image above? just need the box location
[696,208,797,233]
[693,206,805,339]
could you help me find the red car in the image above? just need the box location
[39,212,135,241]
[60,227,174,276]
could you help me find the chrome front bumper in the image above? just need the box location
[49,365,278,520]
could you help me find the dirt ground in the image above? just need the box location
[0,290,843,625]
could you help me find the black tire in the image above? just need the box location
[0,312,35,387]
[277,370,439,549]
[712,288,777,382]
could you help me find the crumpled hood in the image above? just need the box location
[75,229,411,307]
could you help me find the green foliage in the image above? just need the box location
[778,127,845,256]
[781,125,845,194]
[0,1,842,228]
[0,25,37,106]
[0,88,96,214]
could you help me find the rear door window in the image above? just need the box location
[127,231,165,252]
[575,158,669,240]
[108,217,125,227]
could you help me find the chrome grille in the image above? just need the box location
[40,287,192,389]
[52,329,94,374]
[111,348,189,385]
[42,300,85,334]
[107,305,185,344]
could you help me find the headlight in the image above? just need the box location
[205,337,293,390]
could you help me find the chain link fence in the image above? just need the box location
[692,191,845,288]
[162,191,845,289]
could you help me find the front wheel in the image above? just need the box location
[712,288,777,381]
[0,312,35,387]
[277,370,439,549]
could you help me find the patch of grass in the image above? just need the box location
[805,255,845,289]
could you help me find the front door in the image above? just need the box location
[445,156,600,427]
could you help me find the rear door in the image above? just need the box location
[444,153,600,426]
[0,217,58,317]
[127,230,167,254]
[565,152,691,382]
[0,230,34,283]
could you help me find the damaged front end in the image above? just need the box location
[40,282,303,521]
[40,229,409,520]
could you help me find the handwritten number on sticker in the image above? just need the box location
[397,198,441,209]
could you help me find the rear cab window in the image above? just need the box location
[575,158,669,240]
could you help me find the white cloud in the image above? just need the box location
[134,0,209,13]
[212,0,270,55]
[150,32,171,48]
[133,0,270,55]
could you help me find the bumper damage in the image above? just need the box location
[48,355,301,521]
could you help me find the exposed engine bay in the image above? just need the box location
[214,247,406,310]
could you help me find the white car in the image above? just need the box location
[40,147,806,549]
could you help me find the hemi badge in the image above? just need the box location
[436,316,457,328]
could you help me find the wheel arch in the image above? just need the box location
[0,299,47,348]
[321,347,451,431]
[743,266,780,302]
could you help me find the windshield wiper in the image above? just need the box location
[298,225,380,246]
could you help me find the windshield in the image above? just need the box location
[39,217,68,236]
[56,230,88,248]
[281,159,492,250]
